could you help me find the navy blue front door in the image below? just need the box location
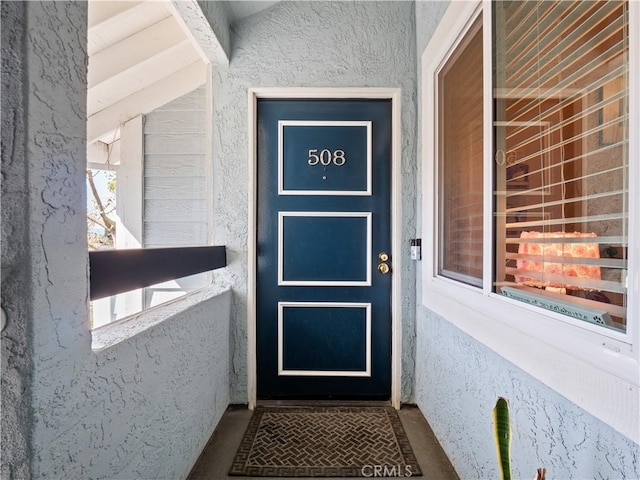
[256,99,392,399]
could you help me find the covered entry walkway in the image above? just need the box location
[188,404,458,479]
[2,1,639,479]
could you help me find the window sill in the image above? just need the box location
[91,281,232,352]
[422,275,640,443]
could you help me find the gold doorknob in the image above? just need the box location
[378,263,390,275]
[378,252,389,262]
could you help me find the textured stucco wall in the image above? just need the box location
[213,0,418,403]
[51,290,231,480]
[414,2,640,478]
[415,0,450,56]
[1,2,231,478]
[1,2,33,478]
[414,308,640,479]
[184,0,231,63]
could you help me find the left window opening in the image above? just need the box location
[87,87,211,329]
[86,1,212,329]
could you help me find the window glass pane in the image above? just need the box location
[493,0,628,332]
[438,17,484,286]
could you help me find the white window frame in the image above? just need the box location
[421,0,640,442]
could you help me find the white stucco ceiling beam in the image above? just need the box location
[87,40,200,117]
[88,1,173,55]
[88,16,186,88]
[169,0,229,64]
[87,60,207,144]
[226,1,279,22]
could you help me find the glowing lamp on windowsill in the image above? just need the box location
[515,231,602,293]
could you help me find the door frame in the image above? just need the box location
[247,88,402,409]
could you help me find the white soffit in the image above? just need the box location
[87,0,207,145]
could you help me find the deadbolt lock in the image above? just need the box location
[378,252,390,262]
[378,263,390,275]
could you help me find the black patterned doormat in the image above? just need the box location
[229,406,422,477]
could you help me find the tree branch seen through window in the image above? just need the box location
[86,169,116,250]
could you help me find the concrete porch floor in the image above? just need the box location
[188,404,459,479]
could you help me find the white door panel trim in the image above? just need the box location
[277,301,372,377]
[277,211,372,286]
[278,120,373,196]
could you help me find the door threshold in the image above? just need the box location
[255,399,393,408]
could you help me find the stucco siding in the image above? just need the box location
[1,3,231,478]
[1,2,33,478]
[48,291,232,480]
[414,1,640,478]
[195,0,232,62]
[414,307,640,479]
[213,0,418,404]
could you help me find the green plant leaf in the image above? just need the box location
[493,397,512,480]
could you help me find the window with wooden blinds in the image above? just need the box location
[438,17,484,286]
[493,0,629,331]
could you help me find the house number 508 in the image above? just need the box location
[308,149,346,166]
